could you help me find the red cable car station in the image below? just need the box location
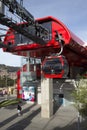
[0,0,87,118]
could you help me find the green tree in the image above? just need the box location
[72,78,87,117]
[0,75,16,88]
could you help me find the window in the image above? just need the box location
[15,21,52,45]
[42,58,62,74]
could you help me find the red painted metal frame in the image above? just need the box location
[3,16,87,66]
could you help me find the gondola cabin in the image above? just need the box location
[42,55,69,78]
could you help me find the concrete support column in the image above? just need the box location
[41,78,53,118]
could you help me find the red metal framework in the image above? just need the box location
[3,16,87,67]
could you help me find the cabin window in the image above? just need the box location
[42,58,62,74]
[15,21,52,45]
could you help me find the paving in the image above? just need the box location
[0,101,87,130]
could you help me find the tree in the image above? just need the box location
[72,78,87,117]
[0,75,16,88]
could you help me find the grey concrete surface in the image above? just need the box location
[0,102,87,130]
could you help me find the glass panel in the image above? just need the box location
[62,57,69,77]
[41,21,52,40]
[15,21,52,45]
[42,58,62,74]
[20,72,36,87]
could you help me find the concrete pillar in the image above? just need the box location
[41,78,53,118]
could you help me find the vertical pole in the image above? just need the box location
[0,1,5,14]
[77,111,80,130]
[41,78,53,118]
[27,51,30,72]
[20,0,23,6]
[20,0,23,42]
[6,69,8,99]
[77,80,80,130]
[34,58,36,71]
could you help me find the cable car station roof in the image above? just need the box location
[3,16,87,67]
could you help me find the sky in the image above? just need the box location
[0,0,87,66]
